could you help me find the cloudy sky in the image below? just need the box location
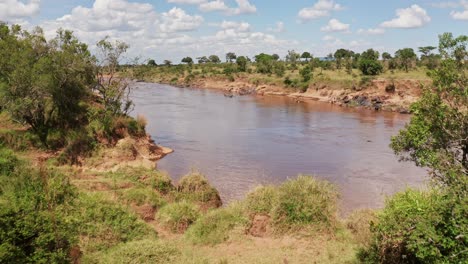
[1,0,467,63]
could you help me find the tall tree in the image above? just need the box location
[225,52,236,63]
[391,33,467,187]
[209,55,221,64]
[301,52,312,62]
[395,48,417,72]
[236,56,248,72]
[181,56,193,65]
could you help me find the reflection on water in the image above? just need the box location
[131,83,427,213]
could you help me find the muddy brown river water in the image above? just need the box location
[131,83,427,213]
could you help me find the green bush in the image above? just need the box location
[122,187,166,208]
[89,239,180,264]
[156,201,201,233]
[176,172,222,208]
[104,167,174,193]
[358,189,468,263]
[0,167,78,263]
[244,186,278,215]
[0,147,20,176]
[271,175,339,233]
[76,193,154,253]
[186,203,248,245]
[359,59,383,75]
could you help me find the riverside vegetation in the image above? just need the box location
[0,23,466,263]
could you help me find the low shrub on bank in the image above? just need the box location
[76,193,154,253]
[102,166,174,194]
[0,166,78,263]
[244,185,278,215]
[358,188,468,263]
[87,239,181,264]
[156,201,201,233]
[176,172,222,209]
[122,187,167,208]
[0,147,21,177]
[185,202,248,245]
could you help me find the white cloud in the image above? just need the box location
[450,0,468,20]
[267,21,285,33]
[160,7,204,32]
[357,27,385,35]
[199,0,229,12]
[380,5,431,28]
[298,0,343,22]
[0,0,40,21]
[220,20,251,32]
[320,18,350,32]
[170,0,256,15]
[168,0,206,4]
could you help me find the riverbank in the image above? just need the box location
[133,66,430,113]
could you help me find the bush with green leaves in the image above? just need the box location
[0,165,78,263]
[176,172,222,208]
[88,239,181,264]
[358,189,467,263]
[359,59,383,75]
[156,201,201,233]
[76,193,154,253]
[185,203,248,245]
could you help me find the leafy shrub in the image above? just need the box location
[103,167,174,194]
[271,175,339,233]
[358,189,468,263]
[346,209,377,247]
[91,239,180,264]
[0,147,20,176]
[176,172,222,208]
[186,203,248,245]
[156,201,201,233]
[244,186,278,215]
[122,187,166,208]
[76,193,154,252]
[0,167,78,263]
[359,59,383,75]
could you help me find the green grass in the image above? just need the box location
[121,187,167,208]
[156,201,201,233]
[185,202,248,245]
[175,172,222,208]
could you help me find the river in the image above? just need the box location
[131,83,427,213]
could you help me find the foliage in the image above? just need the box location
[0,164,78,263]
[0,25,94,145]
[76,193,154,253]
[244,185,278,214]
[236,56,248,72]
[0,146,21,176]
[300,65,313,82]
[359,59,383,76]
[91,239,180,264]
[209,55,221,64]
[121,187,167,208]
[181,57,193,65]
[358,189,467,263]
[185,203,248,245]
[95,37,133,116]
[225,52,237,63]
[391,33,467,188]
[395,48,417,72]
[176,172,222,207]
[156,201,201,233]
[147,59,157,66]
[271,175,339,233]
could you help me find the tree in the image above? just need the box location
[236,56,248,72]
[147,59,157,66]
[197,56,209,64]
[358,59,383,75]
[333,48,352,69]
[438,32,468,68]
[181,56,193,65]
[254,53,274,63]
[301,52,312,62]
[272,54,280,61]
[382,52,392,61]
[209,55,221,64]
[358,49,382,75]
[163,60,172,66]
[395,48,417,72]
[285,50,300,65]
[96,37,133,116]
[225,52,236,63]
[300,65,313,82]
[418,46,436,57]
[0,25,94,145]
[361,48,380,61]
[391,33,467,187]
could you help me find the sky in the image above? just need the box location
[0,0,467,63]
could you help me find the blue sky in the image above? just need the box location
[1,0,467,62]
